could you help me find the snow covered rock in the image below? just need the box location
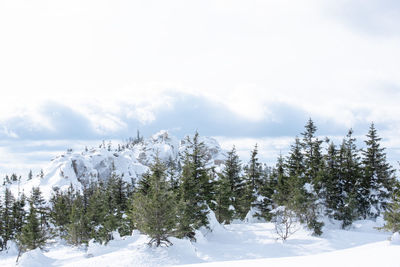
[10,130,225,199]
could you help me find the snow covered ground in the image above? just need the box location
[1,214,399,267]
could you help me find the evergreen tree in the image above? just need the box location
[383,182,400,233]
[29,187,48,232]
[49,186,74,238]
[323,142,343,219]
[253,166,275,221]
[273,154,290,206]
[131,158,177,246]
[338,129,362,228]
[243,145,262,216]
[1,188,15,249]
[28,170,33,181]
[17,202,46,252]
[362,123,396,218]
[176,133,210,240]
[67,192,90,245]
[12,193,26,239]
[244,144,263,194]
[220,146,245,219]
[214,172,234,224]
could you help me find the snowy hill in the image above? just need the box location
[8,130,226,199]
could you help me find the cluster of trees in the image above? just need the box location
[0,119,399,252]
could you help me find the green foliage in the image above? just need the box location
[17,203,46,252]
[131,158,177,247]
[383,184,400,233]
[362,123,396,218]
[176,132,210,240]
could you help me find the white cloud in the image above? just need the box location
[0,0,400,173]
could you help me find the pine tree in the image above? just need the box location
[253,166,275,221]
[12,193,26,239]
[49,186,74,238]
[286,133,323,236]
[362,123,396,218]
[28,170,33,181]
[383,182,400,233]
[29,187,48,232]
[323,142,343,219]
[220,146,245,219]
[1,188,15,249]
[338,129,362,228]
[273,154,290,206]
[131,157,177,246]
[244,144,263,194]
[243,145,262,216]
[176,133,210,240]
[214,172,234,224]
[17,202,46,252]
[67,193,90,245]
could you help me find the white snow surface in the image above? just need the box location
[1,216,398,267]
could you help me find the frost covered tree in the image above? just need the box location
[131,157,177,246]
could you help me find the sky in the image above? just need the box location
[0,0,400,176]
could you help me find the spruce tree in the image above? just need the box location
[383,182,400,233]
[49,186,74,238]
[362,123,396,218]
[17,202,46,252]
[243,145,262,216]
[1,188,15,249]
[176,133,210,240]
[323,142,343,219]
[273,154,290,206]
[338,129,362,228]
[131,157,177,246]
[253,166,275,221]
[67,193,90,245]
[29,187,48,232]
[214,172,234,224]
[220,146,245,219]
[12,193,26,239]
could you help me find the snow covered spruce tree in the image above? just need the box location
[176,132,210,240]
[361,123,396,218]
[131,157,177,247]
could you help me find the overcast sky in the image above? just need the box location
[0,0,400,176]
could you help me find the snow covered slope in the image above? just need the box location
[8,130,226,199]
[0,213,398,267]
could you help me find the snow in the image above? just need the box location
[2,217,397,267]
[390,232,400,245]
[17,249,54,267]
[4,130,226,200]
